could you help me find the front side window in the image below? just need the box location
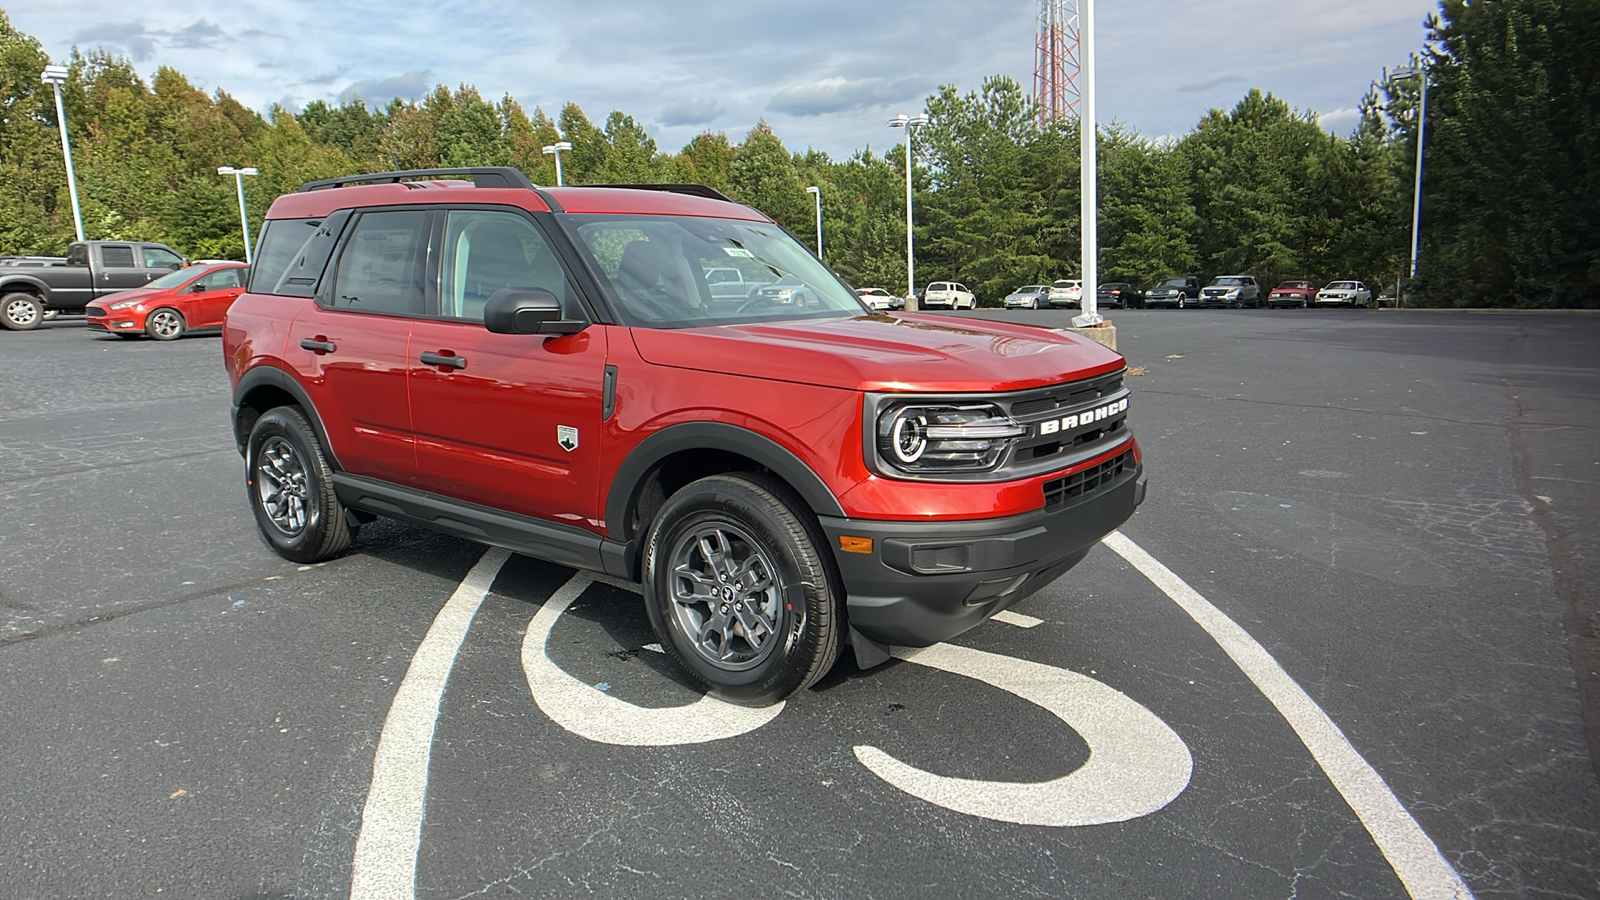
[143,268,199,291]
[142,247,183,269]
[330,210,428,315]
[438,209,571,322]
[202,268,244,290]
[66,244,89,266]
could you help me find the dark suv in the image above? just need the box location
[224,167,1146,705]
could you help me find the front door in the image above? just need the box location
[407,208,608,531]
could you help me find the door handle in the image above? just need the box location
[300,337,337,354]
[420,351,467,370]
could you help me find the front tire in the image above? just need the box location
[642,473,841,706]
[2,293,43,331]
[146,307,187,341]
[246,407,355,563]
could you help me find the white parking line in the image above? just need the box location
[992,610,1043,628]
[350,548,510,900]
[1102,531,1474,900]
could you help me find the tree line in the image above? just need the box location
[2,0,1594,307]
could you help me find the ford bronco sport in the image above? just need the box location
[224,167,1146,705]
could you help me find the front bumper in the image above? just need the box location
[820,459,1146,647]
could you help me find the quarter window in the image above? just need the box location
[330,210,428,315]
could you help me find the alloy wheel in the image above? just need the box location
[667,522,784,671]
[4,297,39,328]
[149,310,183,339]
[255,436,311,535]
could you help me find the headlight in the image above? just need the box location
[109,297,145,310]
[877,403,1024,472]
[1224,288,1240,297]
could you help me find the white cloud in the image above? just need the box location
[1317,107,1362,134]
[17,0,1439,157]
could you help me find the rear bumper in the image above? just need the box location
[820,462,1146,647]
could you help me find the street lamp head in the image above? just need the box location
[888,114,909,128]
[1393,65,1423,78]
[805,185,820,195]
[909,113,930,128]
[238,167,259,176]
[41,65,70,86]
[542,141,572,154]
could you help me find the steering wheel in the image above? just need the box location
[736,296,778,315]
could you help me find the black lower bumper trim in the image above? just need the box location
[821,466,1145,647]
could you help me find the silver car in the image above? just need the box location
[1004,285,1050,309]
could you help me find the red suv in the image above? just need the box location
[223,167,1146,704]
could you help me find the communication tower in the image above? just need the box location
[1034,0,1081,123]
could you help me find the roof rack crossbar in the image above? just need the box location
[581,183,735,203]
[298,167,538,193]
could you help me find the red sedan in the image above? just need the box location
[85,262,249,340]
[1267,280,1318,308]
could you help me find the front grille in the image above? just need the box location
[1043,450,1133,508]
[85,308,106,318]
[1011,370,1123,417]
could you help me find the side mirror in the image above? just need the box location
[189,282,207,293]
[483,287,587,336]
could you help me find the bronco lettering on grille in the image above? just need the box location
[1038,397,1128,435]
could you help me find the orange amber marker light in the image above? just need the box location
[838,535,874,554]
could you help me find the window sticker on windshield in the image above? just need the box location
[722,247,754,258]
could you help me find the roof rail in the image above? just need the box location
[297,167,538,193]
[582,183,735,203]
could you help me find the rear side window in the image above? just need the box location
[251,214,350,297]
[100,246,135,267]
[203,268,244,290]
[328,210,429,315]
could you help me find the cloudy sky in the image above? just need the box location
[9,0,1438,157]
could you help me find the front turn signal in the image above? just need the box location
[838,535,874,554]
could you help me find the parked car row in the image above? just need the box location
[1000,274,1376,311]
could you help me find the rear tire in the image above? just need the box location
[246,407,355,563]
[642,473,841,706]
[2,293,43,331]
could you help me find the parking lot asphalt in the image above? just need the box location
[2,309,1596,899]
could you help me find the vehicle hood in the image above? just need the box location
[629,313,1124,393]
[86,286,168,308]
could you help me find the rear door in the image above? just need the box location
[94,244,148,292]
[407,207,609,529]
[285,208,429,484]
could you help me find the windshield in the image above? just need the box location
[1052,280,1079,288]
[1328,281,1357,289]
[567,214,867,327]
[1158,278,1187,288]
[1212,277,1249,286]
[144,267,203,291]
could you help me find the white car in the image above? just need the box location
[921,281,976,310]
[1004,285,1050,309]
[1047,279,1083,308]
[1315,280,1373,308]
[855,287,901,311]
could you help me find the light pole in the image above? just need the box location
[805,185,823,261]
[217,166,259,263]
[542,140,572,186]
[1394,62,1428,309]
[889,112,929,310]
[1073,0,1102,327]
[40,65,85,243]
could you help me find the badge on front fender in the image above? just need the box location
[557,425,578,452]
